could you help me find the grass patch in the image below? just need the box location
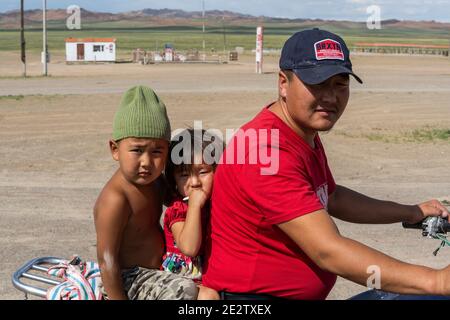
[0,95,25,101]
[407,128,450,142]
[0,94,73,102]
[0,75,54,80]
[1,23,449,54]
[335,127,450,143]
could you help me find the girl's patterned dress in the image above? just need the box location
[162,198,210,282]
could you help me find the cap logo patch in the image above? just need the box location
[314,39,344,61]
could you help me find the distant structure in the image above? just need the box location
[352,42,449,56]
[132,48,148,64]
[256,26,264,74]
[65,38,116,63]
[164,43,174,62]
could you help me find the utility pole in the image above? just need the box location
[20,0,26,77]
[222,15,227,54]
[42,0,48,76]
[202,0,205,61]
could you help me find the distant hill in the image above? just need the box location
[1,7,450,32]
[1,8,254,28]
[0,8,117,28]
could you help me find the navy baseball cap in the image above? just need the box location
[279,28,363,85]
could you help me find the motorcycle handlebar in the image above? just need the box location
[402,217,450,234]
[442,220,450,232]
[402,221,424,229]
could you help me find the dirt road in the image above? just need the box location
[1,52,449,299]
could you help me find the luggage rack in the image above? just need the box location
[12,257,67,299]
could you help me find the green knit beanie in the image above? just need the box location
[113,86,171,141]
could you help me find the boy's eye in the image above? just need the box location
[131,149,143,153]
[152,150,162,155]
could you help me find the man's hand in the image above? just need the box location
[408,199,450,224]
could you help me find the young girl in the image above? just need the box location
[162,128,223,300]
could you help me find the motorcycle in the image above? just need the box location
[350,215,450,300]
[12,216,450,300]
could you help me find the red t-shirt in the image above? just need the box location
[202,106,337,300]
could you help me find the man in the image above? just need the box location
[202,29,450,300]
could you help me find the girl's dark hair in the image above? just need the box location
[165,128,224,201]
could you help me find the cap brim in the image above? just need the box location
[293,65,363,85]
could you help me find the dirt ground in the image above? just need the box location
[0,51,449,300]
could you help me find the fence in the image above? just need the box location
[131,48,232,64]
[352,42,449,56]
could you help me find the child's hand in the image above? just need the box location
[188,189,208,209]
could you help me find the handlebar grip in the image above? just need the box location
[402,221,423,229]
[443,220,450,232]
[402,219,450,232]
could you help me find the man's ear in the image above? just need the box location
[278,71,289,99]
[109,140,119,161]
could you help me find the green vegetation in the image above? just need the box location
[408,128,450,142]
[0,75,54,80]
[0,95,25,101]
[336,127,450,143]
[1,22,449,54]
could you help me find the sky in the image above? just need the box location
[2,0,450,22]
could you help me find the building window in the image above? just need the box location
[93,45,104,52]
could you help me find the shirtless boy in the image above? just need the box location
[94,85,198,300]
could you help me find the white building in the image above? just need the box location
[65,38,116,62]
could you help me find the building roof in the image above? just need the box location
[65,38,116,43]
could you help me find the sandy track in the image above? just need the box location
[0,52,449,299]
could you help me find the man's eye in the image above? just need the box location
[152,150,162,154]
